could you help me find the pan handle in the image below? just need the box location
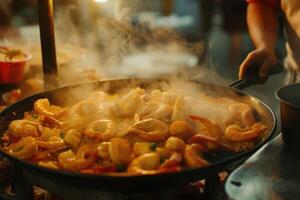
[229,63,284,90]
[228,78,252,90]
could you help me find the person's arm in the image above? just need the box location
[239,1,279,80]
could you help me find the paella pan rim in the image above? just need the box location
[0,78,276,183]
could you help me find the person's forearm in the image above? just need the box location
[247,3,278,51]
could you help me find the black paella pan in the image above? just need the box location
[0,78,276,192]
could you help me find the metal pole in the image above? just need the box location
[37,0,58,89]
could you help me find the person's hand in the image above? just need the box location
[239,48,278,80]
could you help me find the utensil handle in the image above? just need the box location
[228,79,250,90]
[229,63,284,90]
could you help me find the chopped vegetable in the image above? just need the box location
[13,146,23,152]
[116,164,126,172]
[150,143,158,151]
[32,114,38,119]
[59,132,65,139]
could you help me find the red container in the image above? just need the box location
[0,50,31,84]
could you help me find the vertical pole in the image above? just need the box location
[37,0,58,89]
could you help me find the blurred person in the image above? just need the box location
[239,0,299,83]
[220,0,247,68]
[198,1,247,65]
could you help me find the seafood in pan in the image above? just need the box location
[1,87,267,175]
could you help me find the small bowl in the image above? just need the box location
[0,48,31,84]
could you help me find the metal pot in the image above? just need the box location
[276,83,300,153]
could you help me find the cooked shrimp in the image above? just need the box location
[137,103,173,121]
[225,123,267,142]
[187,133,233,152]
[169,121,193,140]
[3,87,269,175]
[127,152,160,174]
[132,118,169,141]
[172,96,188,121]
[58,144,98,171]
[190,115,223,140]
[84,120,116,141]
[109,103,129,118]
[8,119,41,138]
[228,103,256,126]
[128,118,169,142]
[137,102,158,116]
[34,98,66,118]
[148,90,162,104]
[37,136,65,149]
[187,134,218,144]
[68,96,103,116]
[64,129,82,149]
[97,142,110,159]
[159,152,182,170]
[40,127,59,141]
[109,138,134,165]
[115,118,136,138]
[151,104,173,121]
[6,137,38,159]
[60,118,77,130]
[122,88,145,104]
[43,115,63,127]
[165,137,186,153]
[110,88,145,117]
[60,116,91,131]
[87,91,108,101]
[29,146,67,162]
[159,137,185,170]
[161,91,177,106]
[156,147,171,159]
[133,142,153,156]
[38,161,59,169]
[184,144,209,168]
[187,134,223,151]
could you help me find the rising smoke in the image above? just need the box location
[51,0,228,85]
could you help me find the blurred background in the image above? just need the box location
[0,0,286,96]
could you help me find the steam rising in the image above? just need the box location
[51,0,209,85]
[52,77,262,133]
[0,0,238,125]
[0,0,229,87]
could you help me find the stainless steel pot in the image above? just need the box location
[276,83,300,153]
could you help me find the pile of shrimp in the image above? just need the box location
[1,88,267,175]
